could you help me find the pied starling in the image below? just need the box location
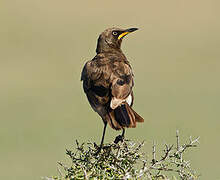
[81,27,144,150]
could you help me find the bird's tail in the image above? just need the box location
[107,103,144,130]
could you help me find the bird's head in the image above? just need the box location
[96,27,138,54]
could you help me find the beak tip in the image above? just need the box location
[127,28,138,32]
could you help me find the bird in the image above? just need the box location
[81,27,144,151]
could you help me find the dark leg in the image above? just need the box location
[122,128,125,138]
[114,128,125,144]
[100,122,107,148]
[95,122,107,154]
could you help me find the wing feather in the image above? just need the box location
[110,63,134,109]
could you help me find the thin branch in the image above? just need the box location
[152,141,156,165]
[161,144,173,161]
[176,130,180,151]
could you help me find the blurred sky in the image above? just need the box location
[0,0,220,179]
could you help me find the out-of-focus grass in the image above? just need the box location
[0,0,220,179]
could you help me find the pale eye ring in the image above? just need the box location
[112,31,118,36]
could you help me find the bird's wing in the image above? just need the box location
[81,55,113,109]
[81,57,110,89]
[110,62,134,109]
[81,60,102,91]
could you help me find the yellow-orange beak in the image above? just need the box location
[118,28,138,40]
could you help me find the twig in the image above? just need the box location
[176,130,180,151]
[176,130,183,162]
[57,166,64,177]
[152,141,156,165]
[161,144,173,161]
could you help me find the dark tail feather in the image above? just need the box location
[108,103,144,130]
[114,104,131,127]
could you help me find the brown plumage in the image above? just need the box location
[81,27,144,150]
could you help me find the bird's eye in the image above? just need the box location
[112,31,118,36]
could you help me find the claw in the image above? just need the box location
[94,146,102,155]
[114,135,124,144]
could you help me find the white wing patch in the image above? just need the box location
[126,94,132,106]
[110,97,123,109]
[110,94,132,109]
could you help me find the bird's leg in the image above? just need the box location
[100,122,107,148]
[114,128,125,144]
[95,122,107,154]
[122,128,125,138]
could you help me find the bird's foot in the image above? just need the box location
[94,147,102,155]
[93,142,102,155]
[114,135,124,144]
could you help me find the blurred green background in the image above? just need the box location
[0,0,219,179]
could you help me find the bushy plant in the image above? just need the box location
[44,131,199,180]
